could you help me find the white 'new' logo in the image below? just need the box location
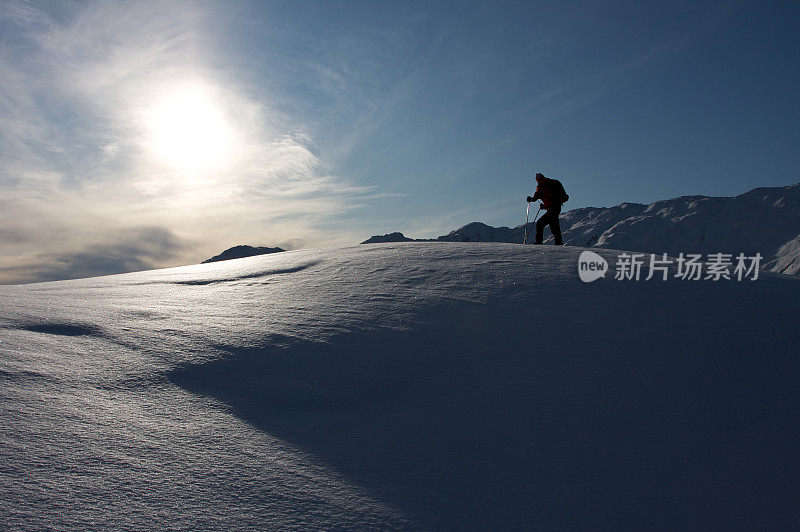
[578,251,608,282]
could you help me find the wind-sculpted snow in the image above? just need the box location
[12,320,105,337]
[2,243,800,529]
[154,261,319,286]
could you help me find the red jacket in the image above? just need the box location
[532,178,566,210]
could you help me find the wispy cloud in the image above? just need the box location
[0,0,372,283]
[0,226,190,284]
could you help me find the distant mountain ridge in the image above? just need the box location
[362,183,800,275]
[202,245,285,263]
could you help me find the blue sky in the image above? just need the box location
[1,0,798,282]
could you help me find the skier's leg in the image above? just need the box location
[550,213,563,245]
[535,212,550,244]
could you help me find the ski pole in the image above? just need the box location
[522,201,531,244]
[523,204,542,244]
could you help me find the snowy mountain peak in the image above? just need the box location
[360,232,416,244]
[202,245,285,263]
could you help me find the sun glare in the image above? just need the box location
[146,88,234,175]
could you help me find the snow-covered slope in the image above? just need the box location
[364,184,800,274]
[2,243,799,529]
[765,233,800,275]
[575,184,800,258]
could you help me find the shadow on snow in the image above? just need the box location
[169,282,800,529]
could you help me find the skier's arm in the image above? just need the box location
[527,183,543,202]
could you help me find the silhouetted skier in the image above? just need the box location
[527,173,569,245]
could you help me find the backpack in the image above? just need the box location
[552,179,569,205]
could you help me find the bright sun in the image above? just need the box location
[146,87,233,175]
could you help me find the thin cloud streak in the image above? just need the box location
[0,226,191,284]
[0,0,374,283]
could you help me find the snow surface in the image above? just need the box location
[2,242,800,529]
